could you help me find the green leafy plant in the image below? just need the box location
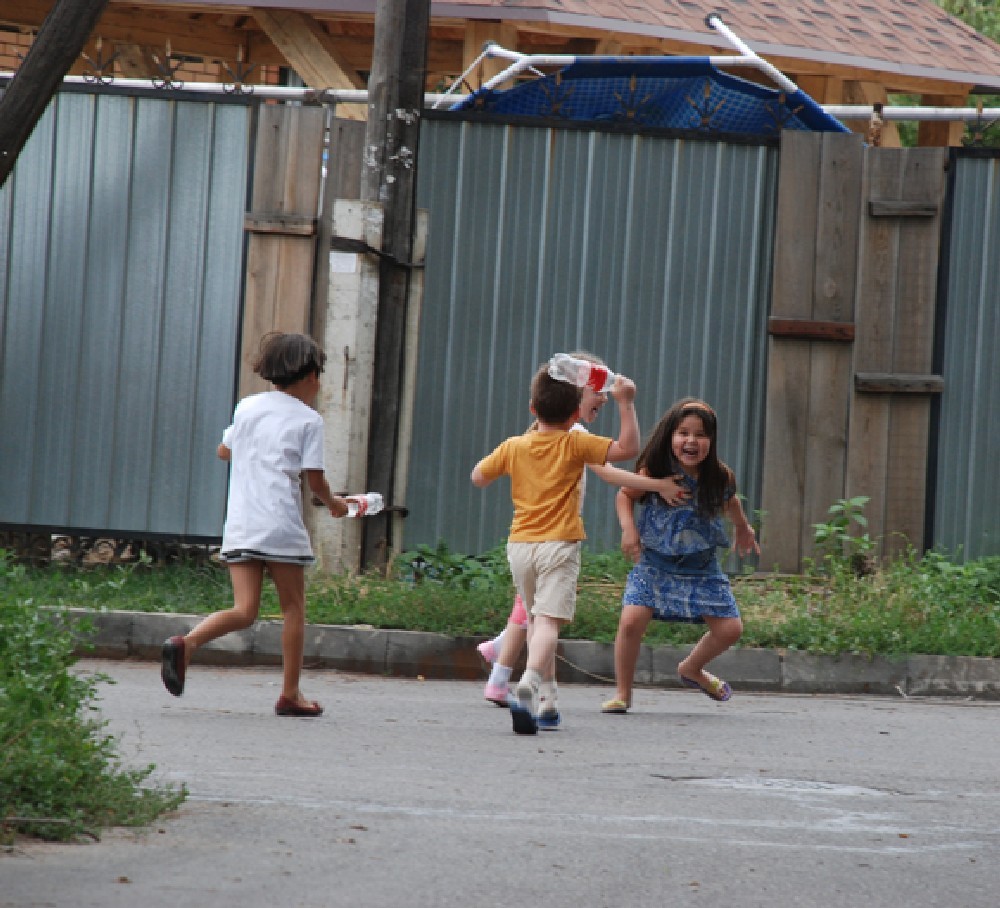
[811,496,877,574]
[395,541,510,590]
[0,551,185,843]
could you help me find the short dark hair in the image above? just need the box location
[252,332,326,388]
[530,364,582,424]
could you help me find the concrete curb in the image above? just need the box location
[62,608,1000,700]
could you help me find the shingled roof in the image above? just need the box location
[438,0,1000,91]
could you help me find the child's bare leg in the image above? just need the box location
[512,614,566,733]
[267,562,313,707]
[524,615,563,677]
[483,614,528,702]
[496,621,527,667]
[184,561,264,663]
[677,616,743,684]
[484,594,528,656]
[612,604,653,706]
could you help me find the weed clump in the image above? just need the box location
[0,553,185,843]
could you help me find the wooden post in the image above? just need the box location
[0,0,109,187]
[359,0,430,571]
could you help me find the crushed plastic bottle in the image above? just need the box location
[345,492,384,517]
[547,353,617,393]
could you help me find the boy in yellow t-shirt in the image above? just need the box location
[472,362,676,734]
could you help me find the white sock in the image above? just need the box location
[488,663,513,689]
[516,669,542,711]
[491,628,507,651]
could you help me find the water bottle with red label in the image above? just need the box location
[345,492,384,517]
[547,353,617,393]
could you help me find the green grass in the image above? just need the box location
[6,544,999,658]
[0,566,186,843]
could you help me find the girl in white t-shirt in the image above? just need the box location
[161,333,350,717]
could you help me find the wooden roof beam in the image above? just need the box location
[254,9,366,119]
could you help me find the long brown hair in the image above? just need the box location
[637,397,733,516]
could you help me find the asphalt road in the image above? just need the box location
[4,659,999,908]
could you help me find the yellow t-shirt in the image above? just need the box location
[477,431,613,542]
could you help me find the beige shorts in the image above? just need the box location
[506,540,581,623]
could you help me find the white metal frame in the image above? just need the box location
[432,13,1000,125]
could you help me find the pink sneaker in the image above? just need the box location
[483,683,509,707]
[477,639,498,664]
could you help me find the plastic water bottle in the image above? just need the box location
[547,353,617,393]
[345,492,384,517]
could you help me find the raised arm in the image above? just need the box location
[604,376,639,462]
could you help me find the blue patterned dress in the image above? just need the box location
[622,473,740,622]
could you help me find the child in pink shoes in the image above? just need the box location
[472,360,683,734]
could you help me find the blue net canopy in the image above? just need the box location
[451,58,850,137]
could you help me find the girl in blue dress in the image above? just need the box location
[601,398,759,713]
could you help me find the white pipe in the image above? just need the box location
[431,44,494,109]
[705,13,799,94]
[4,72,997,123]
[0,72,463,107]
[480,51,574,91]
[826,105,1000,121]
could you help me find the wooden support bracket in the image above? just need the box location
[854,373,944,394]
[768,317,855,342]
[868,200,939,217]
[244,213,317,236]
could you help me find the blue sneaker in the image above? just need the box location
[536,709,561,730]
[508,691,538,735]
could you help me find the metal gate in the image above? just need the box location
[0,86,251,541]
[932,150,1000,560]
[408,117,778,555]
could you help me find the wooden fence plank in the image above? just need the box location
[885,396,932,555]
[855,374,943,394]
[846,146,901,548]
[813,133,863,323]
[894,149,946,374]
[768,318,854,341]
[882,148,947,556]
[239,105,325,396]
[799,134,862,561]
[847,395,891,543]
[868,200,938,217]
[762,132,823,571]
[761,340,810,571]
[802,343,854,559]
[770,131,819,318]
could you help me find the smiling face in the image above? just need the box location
[578,385,608,424]
[671,413,711,476]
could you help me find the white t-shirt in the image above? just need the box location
[220,390,325,559]
[572,422,588,509]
